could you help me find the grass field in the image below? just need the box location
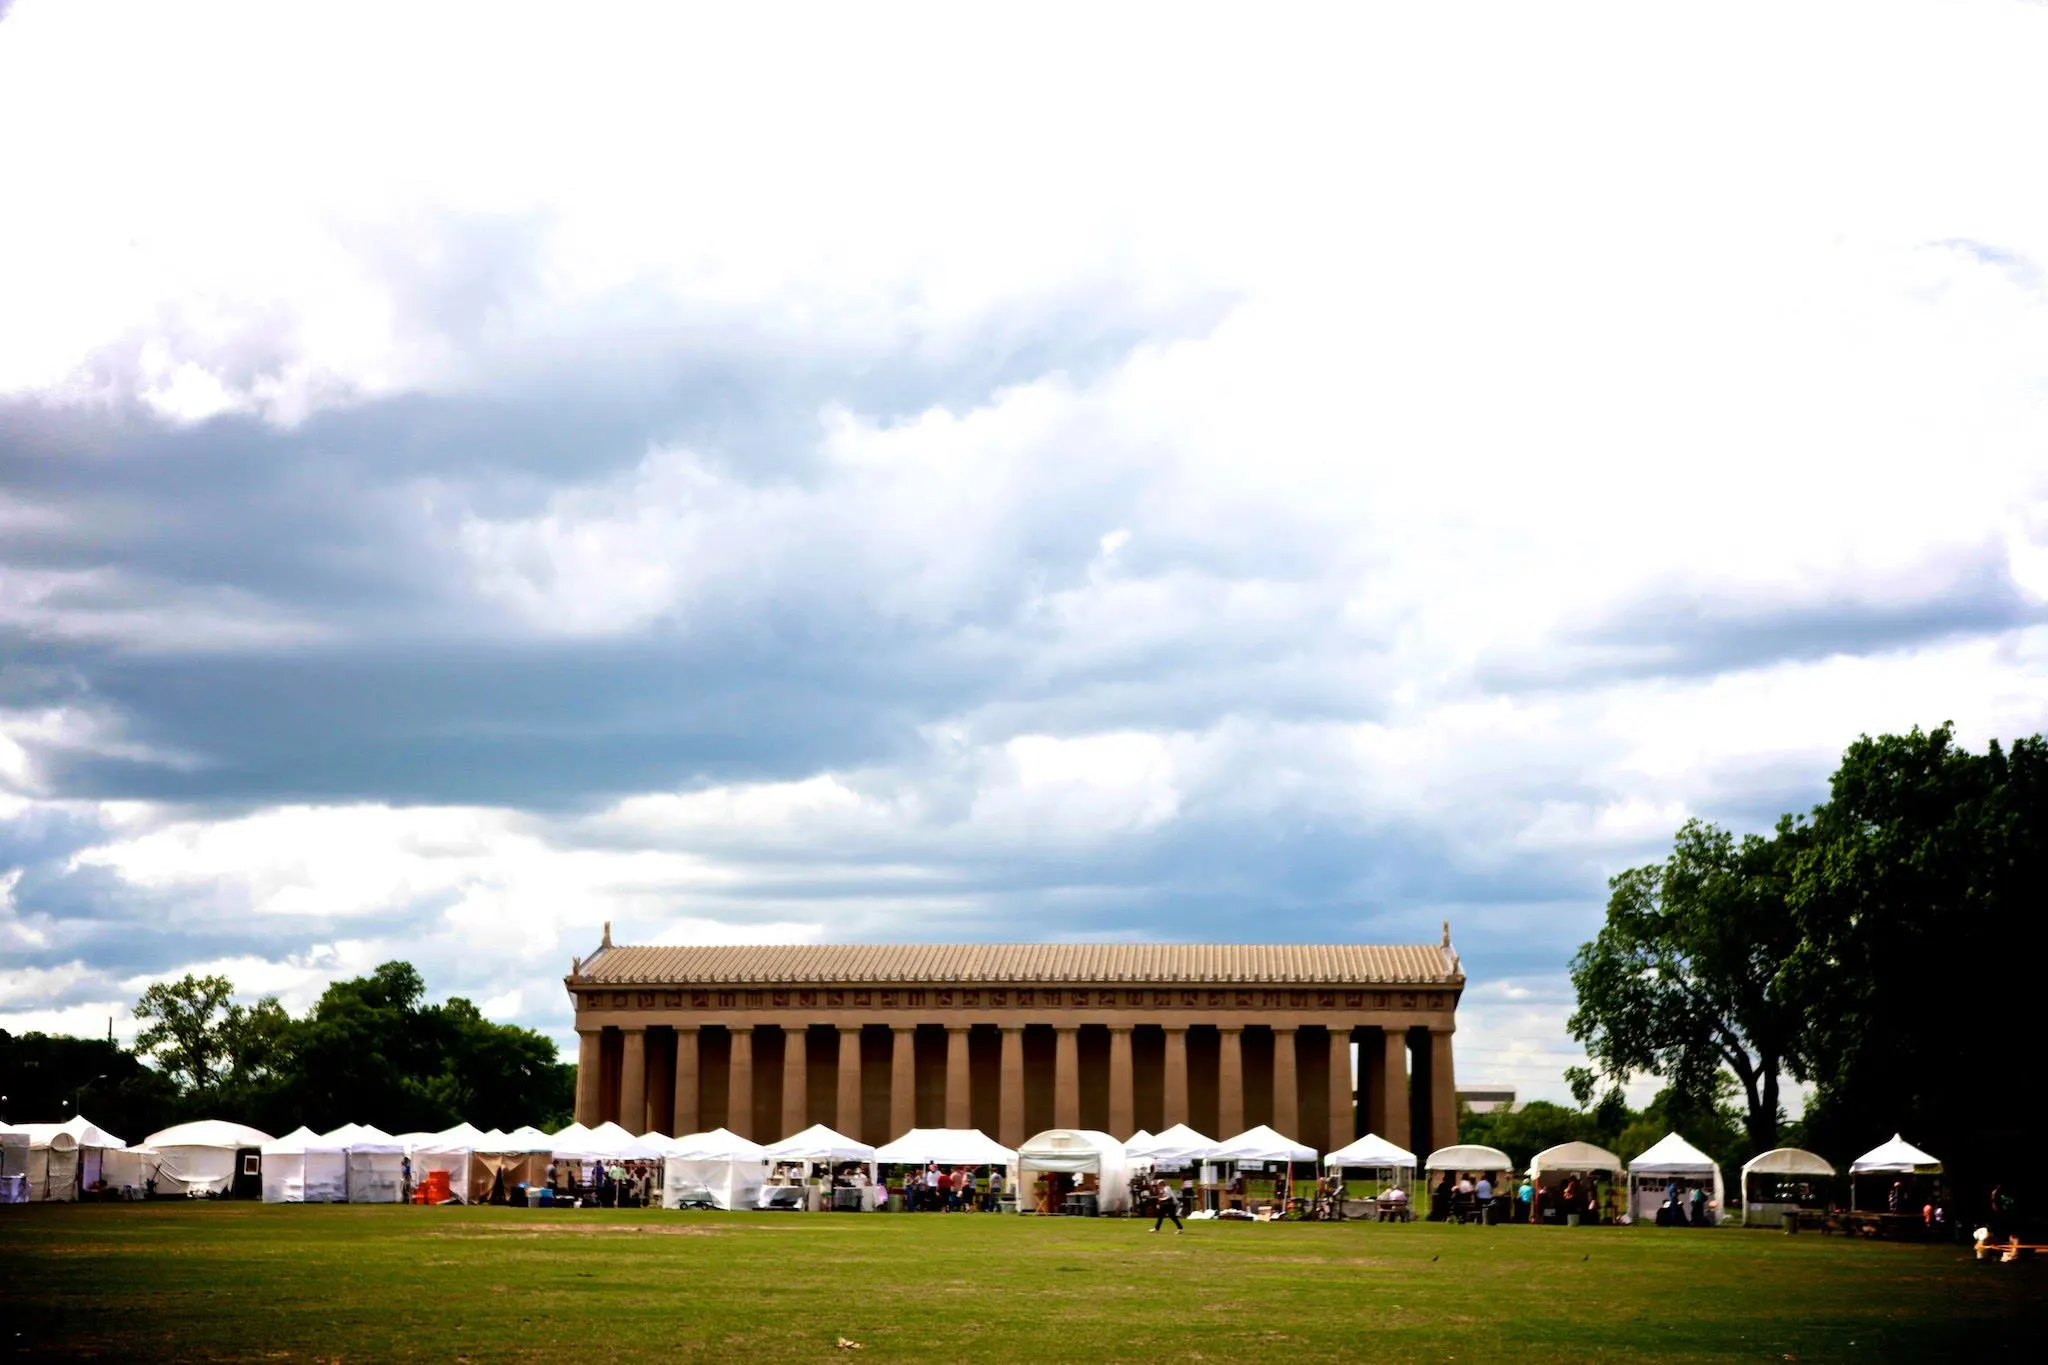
[3,1204,2040,1363]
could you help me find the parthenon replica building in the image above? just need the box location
[567,931,1464,1157]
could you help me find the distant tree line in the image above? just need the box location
[1564,724,2041,1204]
[1,961,574,1139]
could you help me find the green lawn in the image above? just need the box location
[2,1204,2038,1362]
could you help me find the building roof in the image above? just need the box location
[570,941,1462,987]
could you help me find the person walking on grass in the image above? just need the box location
[1151,1175,1183,1234]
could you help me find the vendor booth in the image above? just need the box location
[1526,1141,1621,1226]
[873,1128,1018,1213]
[1848,1133,1942,1213]
[1016,1129,1140,1215]
[761,1124,881,1211]
[1627,1132,1724,1226]
[262,1127,348,1203]
[1739,1147,1835,1228]
[1324,1132,1417,1217]
[1209,1125,1317,1216]
[1428,1142,1517,1223]
[325,1124,407,1203]
[10,1116,126,1201]
[413,1122,558,1204]
[144,1120,271,1198]
[664,1127,771,1211]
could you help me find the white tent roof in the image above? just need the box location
[1741,1147,1836,1180]
[872,1128,1016,1166]
[762,1124,876,1162]
[1629,1132,1717,1175]
[475,1127,553,1155]
[1426,1142,1515,1172]
[264,1126,344,1155]
[144,1120,272,1149]
[1850,1133,1941,1174]
[669,1127,770,1162]
[391,1131,439,1150]
[1527,1141,1622,1176]
[11,1115,126,1149]
[323,1123,404,1154]
[504,1125,555,1146]
[1212,1125,1316,1163]
[1324,1132,1416,1168]
[1126,1123,1218,1163]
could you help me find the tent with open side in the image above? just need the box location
[9,1116,126,1201]
[144,1120,271,1198]
[1627,1132,1725,1225]
[873,1128,1017,1168]
[664,1127,771,1211]
[1848,1133,1942,1211]
[1740,1147,1836,1227]
[262,1127,348,1203]
[1016,1129,1141,1213]
[1324,1132,1417,1193]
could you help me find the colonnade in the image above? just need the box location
[573,1019,1459,1156]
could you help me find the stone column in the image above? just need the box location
[1272,1025,1298,1140]
[620,1028,648,1134]
[836,1026,863,1138]
[945,1026,972,1128]
[1430,1028,1458,1152]
[1054,1026,1080,1129]
[780,1026,808,1139]
[1108,1025,1135,1139]
[998,1027,1025,1149]
[1162,1026,1189,1128]
[1218,1025,1245,1137]
[1380,1028,1409,1148]
[673,1027,700,1137]
[574,1030,602,1126]
[728,1026,755,1140]
[889,1026,916,1139]
[1325,1026,1352,1154]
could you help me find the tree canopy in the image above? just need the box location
[1568,724,2046,1203]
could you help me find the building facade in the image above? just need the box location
[566,932,1464,1157]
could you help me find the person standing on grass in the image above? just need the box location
[1155,1178,1187,1236]
[1475,1172,1494,1224]
[988,1165,1004,1212]
[401,1155,412,1204]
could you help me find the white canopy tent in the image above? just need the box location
[1627,1132,1724,1224]
[1527,1141,1620,1180]
[1213,1125,1317,1164]
[262,1127,348,1203]
[10,1116,126,1201]
[1016,1129,1141,1213]
[144,1120,272,1197]
[1848,1134,1941,1211]
[1424,1143,1514,1173]
[664,1127,771,1211]
[325,1124,406,1203]
[1126,1123,1218,1169]
[872,1128,1017,1168]
[1324,1132,1418,1194]
[762,1123,876,1164]
[1740,1147,1836,1227]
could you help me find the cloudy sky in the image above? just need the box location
[3,1,2046,1106]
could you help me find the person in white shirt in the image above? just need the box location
[1455,1174,1474,1196]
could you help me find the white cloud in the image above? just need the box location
[2,0,2046,1095]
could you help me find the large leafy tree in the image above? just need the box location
[1785,725,2044,1200]
[132,973,238,1094]
[1568,818,1806,1152]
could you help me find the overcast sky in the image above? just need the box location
[4,1,2046,1108]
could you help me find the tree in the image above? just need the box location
[1785,725,2045,1204]
[1568,818,1806,1154]
[132,973,238,1094]
[0,1029,180,1140]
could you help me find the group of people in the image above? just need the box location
[894,1162,1002,1211]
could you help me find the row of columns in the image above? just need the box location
[577,1021,1456,1153]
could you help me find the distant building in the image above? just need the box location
[1458,1086,1516,1114]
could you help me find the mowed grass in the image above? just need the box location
[2,1204,2040,1363]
